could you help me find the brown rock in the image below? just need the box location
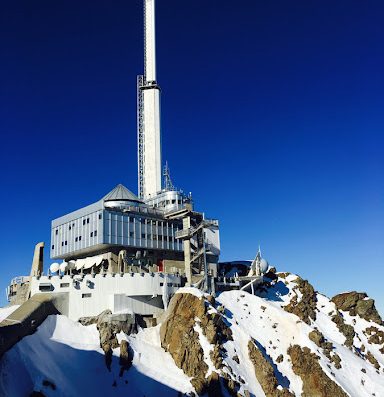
[160,293,208,379]
[288,345,349,397]
[284,277,317,324]
[191,377,207,396]
[207,372,223,397]
[331,292,383,325]
[331,313,355,347]
[366,351,380,370]
[248,340,294,397]
[119,340,132,375]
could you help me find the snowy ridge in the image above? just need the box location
[0,272,383,396]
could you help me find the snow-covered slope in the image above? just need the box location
[0,272,383,396]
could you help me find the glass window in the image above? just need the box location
[75,237,78,242]
[79,236,82,241]
[141,233,145,239]
[90,232,93,237]
[98,213,102,220]
[94,230,97,237]
[83,219,86,225]
[55,230,58,235]
[87,218,90,224]
[51,245,54,250]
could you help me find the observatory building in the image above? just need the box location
[6,0,220,320]
[5,1,270,324]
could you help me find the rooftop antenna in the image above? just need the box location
[163,161,175,191]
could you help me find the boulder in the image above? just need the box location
[331,292,383,325]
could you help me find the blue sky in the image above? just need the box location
[0,0,383,312]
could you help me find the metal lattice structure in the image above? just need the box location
[137,74,145,199]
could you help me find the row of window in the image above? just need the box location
[54,214,103,235]
[52,231,98,249]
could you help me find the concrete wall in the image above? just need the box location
[30,273,182,321]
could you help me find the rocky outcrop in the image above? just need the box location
[331,292,383,325]
[248,340,294,397]
[331,313,355,347]
[79,310,136,371]
[288,345,349,397]
[366,351,380,370]
[160,292,232,395]
[365,326,384,346]
[284,277,317,324]
[309,329,342,369]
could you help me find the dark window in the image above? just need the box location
[61,242,64,246]
[83,219,86,225]
[129,232,134,238]
[55,230,58,235]
[73,223,75,227]
[79,236,82,241]
[65,241,68,246]
[69,225,71,230]
[60,283,70,288]
[94,230,97,237]
[51,245,54,250]
[39,284,53,292]
[129,217,134,223]
[75,237,78,242]
[160,282,164,286]
[98,213,102,220]
[82,293,92,298]
[172,200,176,204]
[87,218,90,224]
[90,232,93,237]
[141,233,145,239]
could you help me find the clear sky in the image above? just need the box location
[0,1,383,312]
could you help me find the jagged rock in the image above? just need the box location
[80,309,137,371]
[221,372,240,396]
[276,354,284,363]
[284,277,317,325]
[288,345,349,397]
[207,372,222,397]
[191,377,207,396]
[248,340,294,397]
[102,343,113,371]
[365,326,384,345]
[160,292,234,394]
[331,292,383,325]
[210,344,223,369]
[331,313,355,347]
[366,351,380,370]
[331,354,342,369]
[119,340,133,376]
[309,329,324,346]
[308,329,339,367]
[160,293,209,390]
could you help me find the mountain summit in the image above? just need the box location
[0,271,383,396]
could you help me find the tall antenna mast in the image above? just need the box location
[137,0,162,200]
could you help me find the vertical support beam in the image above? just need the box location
[183,216,192,285]
[30,242,44,277]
